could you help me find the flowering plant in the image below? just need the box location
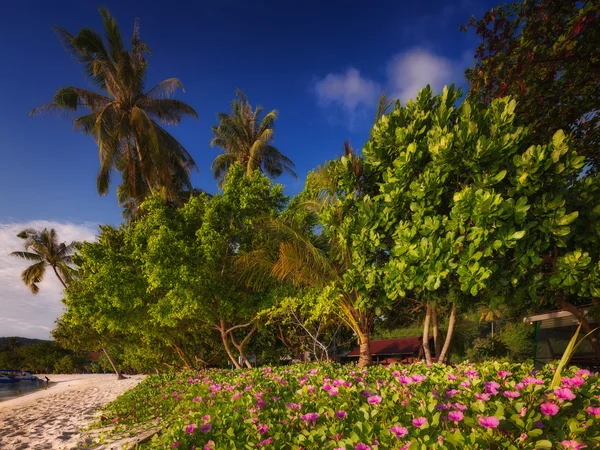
[99,362,600,449]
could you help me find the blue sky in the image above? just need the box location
[0,0,499,338]
[0,0,499,225]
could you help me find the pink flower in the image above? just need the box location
[335,410,348,420]
[561,440,587,449]
[554,388,576,401]
[577,369,591,377]
[464,370,478,378]
[355,444,370,450]
[204,441,215,450]
[367,395,382,405]
[498,370,511,378]
[586,406,600,417]
[447,373,458,381]
[257,423,268,435]
[193,396,201,402]
[445,389,460,398]
[412,417,428,428]
[503,391,520,399]
[200,423,212,433]
[171,444,181,449]
[328,387,339,396]
[389,425,408,438]
[411,375,427,383]
[478,416,500,429]
[256,399,268,409]
[523,377,545,386]
[484,381,500,395]
[540,402,560,416]
[399,443,411,450]
[257,437,274,447]
[475,393,490,401]
[448,411,464,423]
[184,424,197,434]
[300,413,320,424]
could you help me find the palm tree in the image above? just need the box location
[211,90,296,186]
[9,229,74,293]
[32,8,198,209]
[238,144,378,367]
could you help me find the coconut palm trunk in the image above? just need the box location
[102,348,125,380]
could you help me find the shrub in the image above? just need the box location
[97,362,600,449]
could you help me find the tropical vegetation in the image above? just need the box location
[95,362,600,449]
[32,8,198,215]
[5,1,600,447]
[211,90,296,185]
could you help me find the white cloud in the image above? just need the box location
[0,221,98,340]
[314,48,462,128]
[387,49,455,103]
[314,68,381,113]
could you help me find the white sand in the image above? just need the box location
[0,374,144,450]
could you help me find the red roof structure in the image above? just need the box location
[346,337,423,358]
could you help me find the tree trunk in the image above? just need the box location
[422,302,433,365]
[173,344,194,370]
[102,348,124,380]
[437,303,457,364]
[217,321,242,369]
[231,325,257,369]
[357,337,371,367]
[431,305,441,360]
[558,298,600,358]
[52,266,67,289]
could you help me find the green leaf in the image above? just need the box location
[534,440,553,449]
[557,211,578,226]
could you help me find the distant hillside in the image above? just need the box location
[0,337,52,346]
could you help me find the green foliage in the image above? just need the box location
[59,164,288,370]
[463,0,600,173]
[9,228,74,294]
[0,339,87,373]
[32,8,198,213]
[94,362,600,449]
[466,336,510,362]
[211,90,296,186]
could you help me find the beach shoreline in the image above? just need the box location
[0,373,143,449]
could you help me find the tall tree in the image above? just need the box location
[239,149,386,367]
[10,228,74,293]
[363,85,599,363]
[32,8,198,211]
[463,0,599,172]
[211,90,296,186]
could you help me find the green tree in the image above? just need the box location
[129,164,286,368]
[9,228,74,293]
[33,8,198,212]
[363,85,596,363]
[239,151,386,367]
[463,0,599,172]
[211,90,296,186]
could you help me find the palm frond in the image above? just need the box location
[21,261,46,295]
[145,78,185,99]
[9,251,44,262]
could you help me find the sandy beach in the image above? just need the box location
[0,374,144,450]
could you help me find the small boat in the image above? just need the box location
[0,370,40,383]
